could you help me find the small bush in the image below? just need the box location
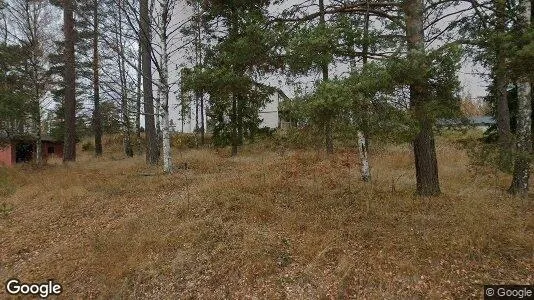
[82,141,95,152]
[462,139,514,173]
[279,126,322,149]
[171,133,200,149]
[0,168,16,197]
[0,202,14,218]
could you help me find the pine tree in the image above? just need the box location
[140,0,158,164]
[63,0,77,162]
[183,0,277,156]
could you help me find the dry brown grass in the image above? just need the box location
[0,134,532,299]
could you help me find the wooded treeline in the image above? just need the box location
[0,0,532,197]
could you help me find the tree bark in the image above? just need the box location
[231,94,238,156]
[33,70,41,164]
[31,51,42,164]
[93,0,103,156]
[495,0,512,148]
[155,86,162,146]
[195,4,205,145]
[140,0,158,165]
[35,113,42,164]
[358,0,371,182]
[159,0,172,173]
[119,66,133,158]
[200,94,205,144]
[237,94,244,146]
[357,131,370,181]
[405,0,440,196]
[118,0,133,157]
[63,0,76,162]
[319,0,333,155]
[508,0,531,197]
[136,42,142,154]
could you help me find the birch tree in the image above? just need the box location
[508,0,532,197]
[156,0,174,173]
[357,1,371,181]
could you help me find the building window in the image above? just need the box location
[48,146,55,154]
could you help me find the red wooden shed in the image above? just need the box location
[0,136,63,167]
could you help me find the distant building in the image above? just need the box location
[436,116,496,131]
[258,89,288,129]
[0,135,64,167]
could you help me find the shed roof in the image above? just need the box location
[0,131,62,143]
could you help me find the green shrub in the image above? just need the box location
[171,133,200,149]
[0,168,16,198]
[0,202,14,218]
[82,141,94,152]
[462,139,515,174]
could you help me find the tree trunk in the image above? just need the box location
[32,72,42,164]
[231,94,238,156]
[318,0,333,154]
[495,0,512,148]
[413,115,441,195]
[1,12,7,44]
[358,1,371,182]
[35,117,42,164]
[118,0,133,157]
[162,97,172,173]
[196,5,205,145]
[156,87,162,146]
[200,94,205,145]
[32,58,42,164]
[93,0,103,156]
[159,0,172,173]
[136,42,142,155]
[237,94,244,146]
[405,0,440,196]
[357,131,370,182]
[181,108,185,133]
[140,0,158,165]
[195,92,199,132]
[63,0,76,162]
[508,0,531,197]
[120,78,133,157]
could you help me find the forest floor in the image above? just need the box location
[0,132,533,299]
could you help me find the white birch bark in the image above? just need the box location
[508,0,532,197]
[156,87,162,141]
[355,0,371,182]
[508,0,531,196]
[357,131,371,182]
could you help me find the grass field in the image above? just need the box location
[0,134,532,298]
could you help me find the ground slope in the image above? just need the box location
[0,138,532,299]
